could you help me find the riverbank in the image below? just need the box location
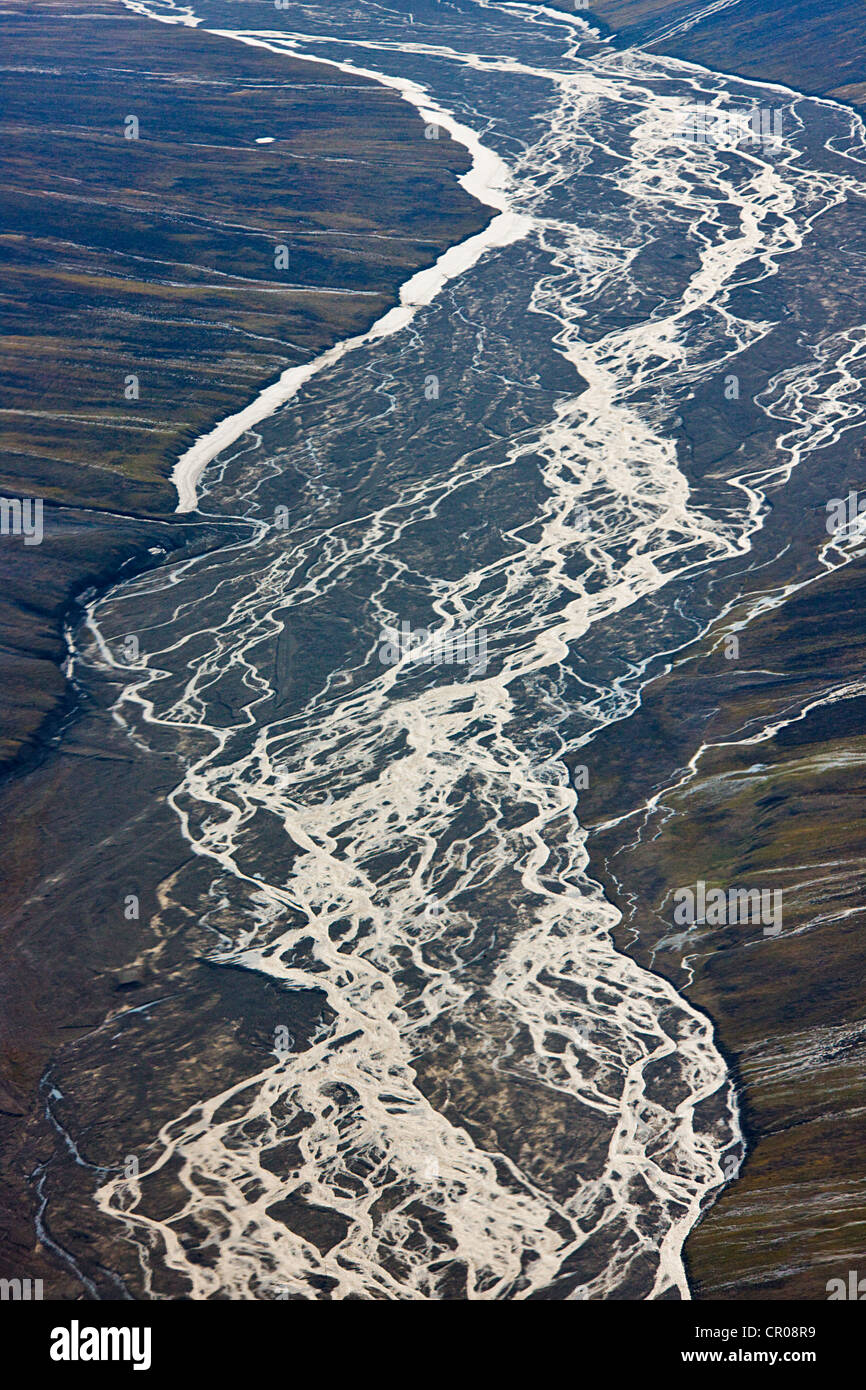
[579,536,866,1297]
[539,0,866,116]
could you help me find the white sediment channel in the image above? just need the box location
[78,0,866,1300]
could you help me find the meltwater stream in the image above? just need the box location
[56,0,866,1297]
